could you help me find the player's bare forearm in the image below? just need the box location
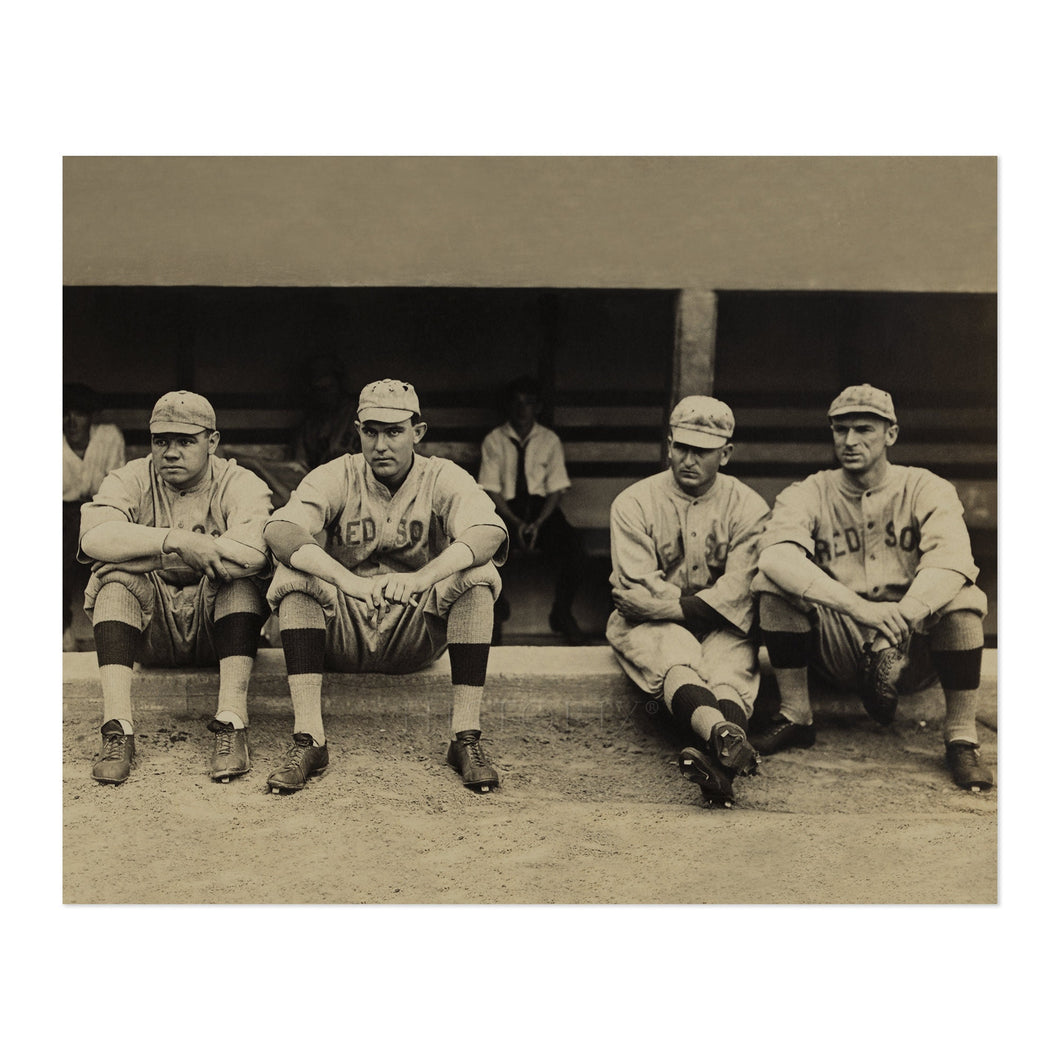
[160,529,263,583]
[80,522,172,564]
[92,555,259,581]
[760,543,911,645]
[404,541,478,593]
[287,542,366,594]
[901,568,968,622]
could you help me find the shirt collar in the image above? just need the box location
[663,469,721,504]
[500,421,544,445]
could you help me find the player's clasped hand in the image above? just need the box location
[378,572,427,607]
[612,585,675,623]
[166,530,249,583]
[341,573,424,629]
[855,599,912,647]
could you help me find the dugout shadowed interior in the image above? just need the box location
[63,286,997,647]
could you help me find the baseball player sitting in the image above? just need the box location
[78,391,273,785]
[606,396,770,808]
[479,376,586,645]
[751,384,993,792]
[261,378,509,794]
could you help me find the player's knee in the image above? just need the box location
[929,609,984,654]
[276,589,328,630]
[449,564,502,600]
[935,609,983,636]
[93,571,154,624]
[216,577,268,620]
[267,566,331,616]
[449,581,495,617]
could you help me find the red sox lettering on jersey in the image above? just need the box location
[610,470,769,635]
[762,465,979,602]
[270,451,504,575]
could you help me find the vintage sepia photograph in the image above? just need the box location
[61,156,997,905]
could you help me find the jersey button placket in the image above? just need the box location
[862,491,880,587]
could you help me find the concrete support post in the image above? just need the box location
[671,289,718,402]
[665,290,718,460]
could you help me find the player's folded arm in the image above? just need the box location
[79,516,171,565]
[608,497,675,593]
[264,519,319,567]
[214,532,269,577]
[903,567,970,618]
[455,523,508,566]
[756,538,816,591]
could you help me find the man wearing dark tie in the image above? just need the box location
[478,377,586,644]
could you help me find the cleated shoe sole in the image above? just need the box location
[678,747,736,808]
[710,721,760,776]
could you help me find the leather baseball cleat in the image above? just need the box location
[207,718,250,781]
[92,720,135,784]
[709,720,759,776]
[857,643,908,725]
[267,733,329,793]
[678,746,737,808]
[752,714,816,756]
[945,741,994,792]
[447,730,499,791]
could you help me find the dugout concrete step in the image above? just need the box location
[62,646,998,730]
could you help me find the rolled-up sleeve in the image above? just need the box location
[219,465,274,554]
[437,463,509,565]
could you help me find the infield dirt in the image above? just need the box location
[63,698,997,905]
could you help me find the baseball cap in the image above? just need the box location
[357,379,421,423]
[149,391,217,434]
[669,395,735,449]
[828,383,897,424]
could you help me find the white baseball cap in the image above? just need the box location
[669,395,735,449]
[357,379,421,423]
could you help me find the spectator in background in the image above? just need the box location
[63,383,125,650]
[292,354,362,470]
[225,354,360,511]
[479,376,586,645]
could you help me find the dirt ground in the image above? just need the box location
[63,699,997,905]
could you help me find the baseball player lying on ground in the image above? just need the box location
[78,391,272,785]
[261,378,509,794]
[751,383,993,792]
[606,396,770,808]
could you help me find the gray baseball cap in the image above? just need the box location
[828,384,897,423]
[669,395,735,449]
[149,391,217,434]
[357,379,421,423]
